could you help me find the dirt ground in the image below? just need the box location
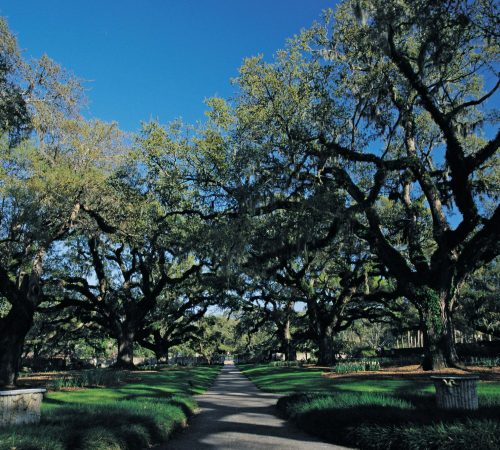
[322,364,500,381]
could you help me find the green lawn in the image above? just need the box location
[239,363,500,396]
[239,363,500,450]
[0,365,221,450]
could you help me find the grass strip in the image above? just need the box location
[0,365,221,450]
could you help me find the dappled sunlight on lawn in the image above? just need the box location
[239,363,500,397]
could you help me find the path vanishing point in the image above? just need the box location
[163,361,348,450]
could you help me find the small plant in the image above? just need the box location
[270,361,302,368]
[463,357,500,367]
[48,370,122,390]
[331,359,380,373]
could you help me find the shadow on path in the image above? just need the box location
[161,363,348,450]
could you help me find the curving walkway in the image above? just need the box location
[163,362,348,449]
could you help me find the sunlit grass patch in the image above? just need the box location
[241,363,500,449]
[0,365,221,450]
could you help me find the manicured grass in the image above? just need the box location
[238,363,435,395]
[0,365,221,450]
[239,363,500,450]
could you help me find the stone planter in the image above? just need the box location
[0,388,46,427]
[431,376,479,410]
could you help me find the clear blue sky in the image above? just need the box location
[1,1,337,132]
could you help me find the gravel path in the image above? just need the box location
[162,362,348,449]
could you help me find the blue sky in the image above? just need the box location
[1,1,336,132]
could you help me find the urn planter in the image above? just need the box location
[0,388,46,427]
[431,375,479,410]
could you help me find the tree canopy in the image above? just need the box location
[1,0,498,385]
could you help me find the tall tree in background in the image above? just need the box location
[46,200,204,369]
[136,285,210,363]
[280,243,397,365]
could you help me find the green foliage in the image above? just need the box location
[463,357,500,367]
[193,315,237,363]
[331,360,380,374]
[0,17,31,145]
[47,369,122,390]
[0,366,221,450]
[353,419,500,450]
[280,392,414,419]
[455,260,500,338]
[278,391,500,449]
[242,363,500,449]
[269,361,302,368]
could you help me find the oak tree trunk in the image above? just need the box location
[317,329,336,366]
[419,289,459,370]
[279,319,296,361]
[115,327,136,369]
[154,345,169,364]
[0,306,34,387]
[0,271,40,388]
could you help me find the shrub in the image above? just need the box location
[269,361,302,368]
[78,427,123,450]
[331,360,380,373]
[48,369,122,390]
[278,392,500,450]
[357,348,378,358]
[463,357,500,367]
[0,426,65,450]
[352,419,500,450]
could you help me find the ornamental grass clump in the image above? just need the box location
[331,360,381,373]
[48,369,122,390]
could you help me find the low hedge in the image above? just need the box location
[277,392,500,450]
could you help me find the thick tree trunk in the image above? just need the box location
[317,329,336,366]
[419,289,459,370]
[279,319,296,361]
[154,344,169,364]
[284,338,296,362]
[114,327,136,369]
[0,270,40,388]
[0,306,34,387]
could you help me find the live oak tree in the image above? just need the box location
[233,314,280,362]
[0,119,123,386]
[0,17,123,385]
[136,278,219,363]
[279,245,398,366]
[48,223,204,369]
[193,315,236,365]
[226,0,499,369]
[323,0,499,369]
[44,116,227,369]
[235,278,298,361]
[23,308,112,366]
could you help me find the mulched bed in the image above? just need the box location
[321,364,500,381]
